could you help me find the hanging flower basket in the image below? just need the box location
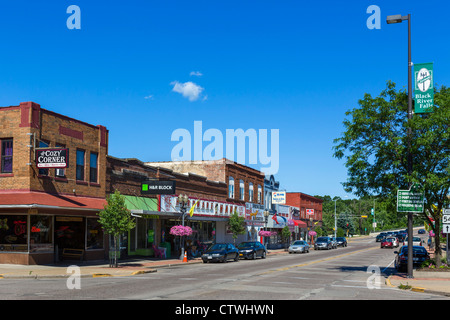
[258,230,277,237]
[429,230,435,237]
[169,225,193,237]
[308,230,317,236]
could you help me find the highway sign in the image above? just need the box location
[443,224,450,234]
[397,184,424,213]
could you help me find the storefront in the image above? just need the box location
[245,203,265,242]
[160,195,245,256]
[0,193,106,265]
[265,214,288,249]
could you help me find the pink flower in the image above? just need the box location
[169,225,193,236]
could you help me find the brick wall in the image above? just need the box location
[0,102,108,198]
[286,192,323,222]
[145,159,264,205]
[107,157,228,202]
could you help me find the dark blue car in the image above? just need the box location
[202,243,239,263]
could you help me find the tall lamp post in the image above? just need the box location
[263,209,270,247]
[178,194,189,260]
[387,13,414,279]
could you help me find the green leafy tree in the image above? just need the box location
[333,81,450,265]
[98,190,136,267]
[281,226,291,248]
[228,210,246,245]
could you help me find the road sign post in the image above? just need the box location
[443,210,450,266]
[397,184,424,279]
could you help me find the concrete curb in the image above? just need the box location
[386,275,450,297]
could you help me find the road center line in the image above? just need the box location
[257,247,379,276]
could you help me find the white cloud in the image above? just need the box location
[189,71,203,77]
[144,95,154,100]
[171,81,204,102]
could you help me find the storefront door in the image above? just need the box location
[54,216,85,260]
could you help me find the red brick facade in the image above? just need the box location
[286,192,323,227]
[0,102,108,264]
[145,159,265,206]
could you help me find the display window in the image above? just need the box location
[0,215,28,252]
[87,218,104,249]
[30,215,53,253]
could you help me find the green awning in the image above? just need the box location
[123,195,158,212]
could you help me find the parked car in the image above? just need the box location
[329,237,338,249]
[238,241,267,259]
[403,236,422,247]
[288,240,310,254]
[314,237,332,250]
[376,233,387,242]
[396,233,406,243]
[336,237,347,247]
[394,245,430,272]
[202,243,239,263]
[381,237,398,249]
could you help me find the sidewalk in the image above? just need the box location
[386,271,450,297]
[0,249,287,279]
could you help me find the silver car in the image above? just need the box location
[288,240,310,254]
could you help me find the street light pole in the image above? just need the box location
[387,13,414,279]
[178,194,189,260]
[333,198,338,239]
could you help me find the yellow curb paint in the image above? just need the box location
[411,287,425,293]
[92,274,112,278]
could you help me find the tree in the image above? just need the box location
[281,226,291,248]
[333,81,450,265]
[228,210,246,245]
[98,190,136,267]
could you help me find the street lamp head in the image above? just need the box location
[386,14,408,24]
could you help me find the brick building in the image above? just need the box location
[145,158,265,206]
[107,156,246,258]
[145,158,266,244]
[0,102,108,264]
[285,192,324,233]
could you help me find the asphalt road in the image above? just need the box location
[0,234,448,301]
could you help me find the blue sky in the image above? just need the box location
[1,1,449,199]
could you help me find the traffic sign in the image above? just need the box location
[397,184,424,213]
[443,209,450,224]
[443,224,450,234]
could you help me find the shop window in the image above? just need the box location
[89,152,98,183]
[76,149,85,181]
[0,215,28,252]
[87,218,104,249]
[30,215,53,253]
[1,139,13,173]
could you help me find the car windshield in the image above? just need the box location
[238,242,256,248]
[401,246,427,254]
[337,237,345,241]
[384,238,393,242]
[316,237,329,242]
[292,241,306,245]
[210,244,227,250]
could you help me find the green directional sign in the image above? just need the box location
[397,183,424,213]
[414,62,434,114]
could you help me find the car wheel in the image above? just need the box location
[234,254,239,262]
[252,252,257,260]
[222,255,228,263]
[262,251,266,259]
